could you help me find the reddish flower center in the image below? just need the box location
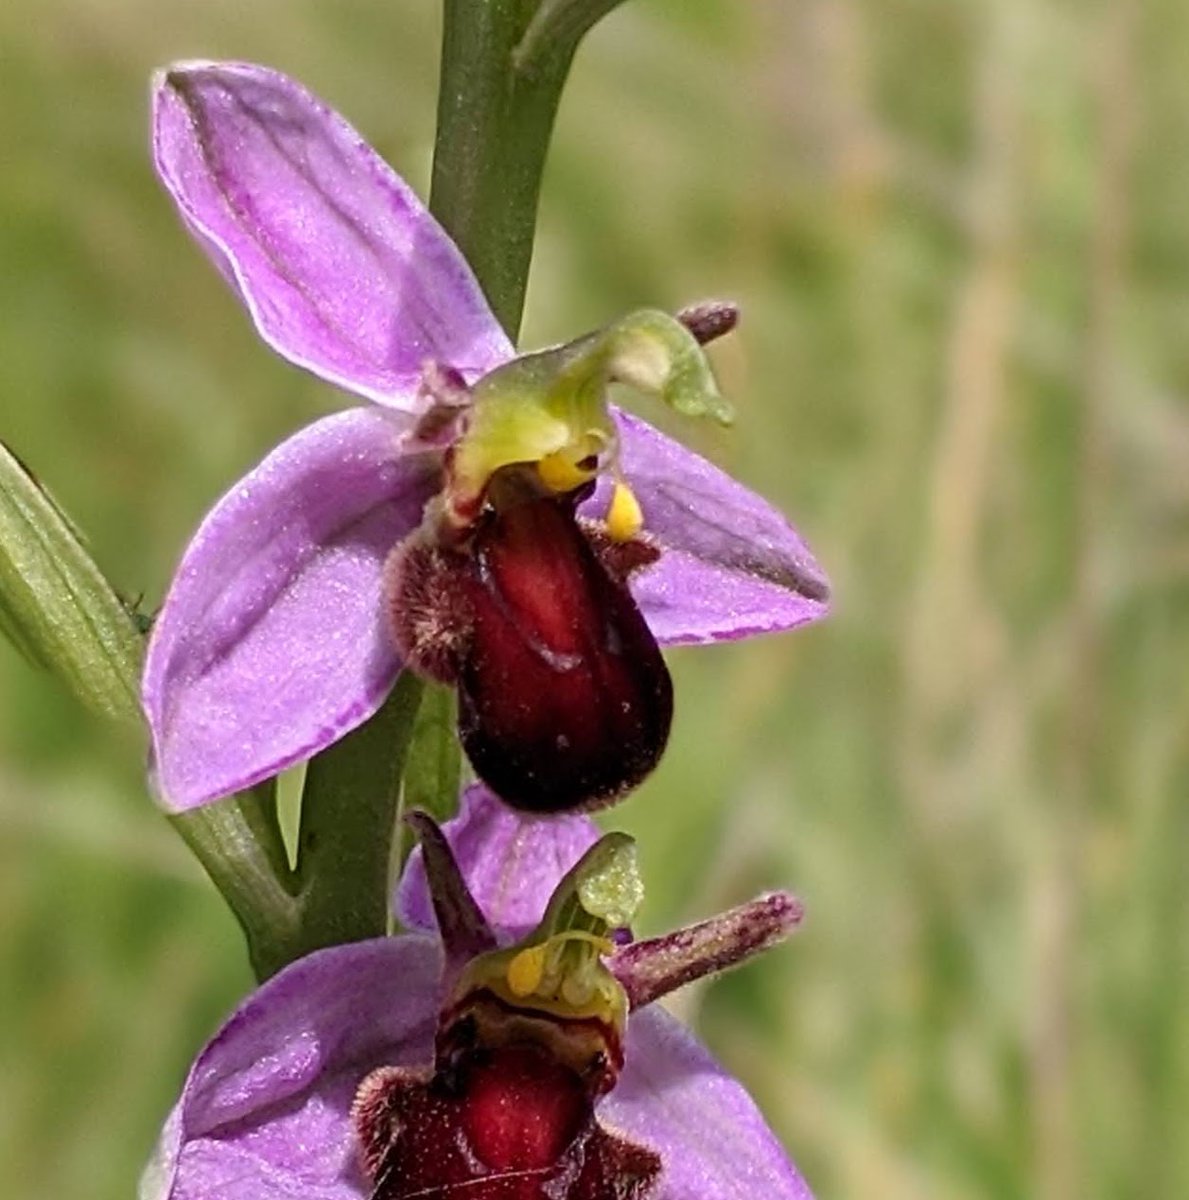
[388,481,673,814]
[356,1041,659,1199]
[456,490,671,813]
[462,1045,589,1172]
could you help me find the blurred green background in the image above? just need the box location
[2,0,1185,1197]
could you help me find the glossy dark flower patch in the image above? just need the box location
[391,481,671,813]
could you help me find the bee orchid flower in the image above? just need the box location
[142,61,829,814]
[140,786,813,1200]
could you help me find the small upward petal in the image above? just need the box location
[396,783,601,939]
[152,61,512,405]
[402,809,496,981]
[144,407,439,810]
[587,410,831,645]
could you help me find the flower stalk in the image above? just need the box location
[290,672,424,959]
[170,785,301,981]
[433,0,579,338]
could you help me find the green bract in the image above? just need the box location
[0,440,142,724]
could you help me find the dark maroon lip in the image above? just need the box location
[388,482,674,815]
[354,1038,660,1200]
[455,490,673,814]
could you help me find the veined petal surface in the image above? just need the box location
[153,61,512,404]
[589,410,831,645]
[144,407,439,810]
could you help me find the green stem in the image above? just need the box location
[395,681,463,869]
[289,672,425,960]
[401,683,462,824]
[181,679,430,980]
[431,0,587,336]
[515,0,628,75]
[170,781,300,981]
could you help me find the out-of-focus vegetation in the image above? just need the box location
[1,1,1185,1197]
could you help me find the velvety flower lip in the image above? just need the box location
[142,787,813,1200]
[145,60,831,812]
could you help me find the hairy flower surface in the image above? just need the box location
[142,61,830,812]
[141,786,812,1200]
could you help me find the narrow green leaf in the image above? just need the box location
[0,441,142,724]
[0,590,53,670]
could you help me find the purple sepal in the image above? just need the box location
[141,937,440,1200]
[152,62,512,404]
[143,407,438,810]
[604,1007,814,1200]
[584,411,831,645]
[396,783,601,939]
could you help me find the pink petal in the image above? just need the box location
[604,1006,814,1200]
[584,411,831,644]
[396,783,601,939]
[153,61,512,405]
[143,407,439,810]
[148,938,439,1200]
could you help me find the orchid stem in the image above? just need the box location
[430,0,616,336]
[288,672,425,965]
[515,0,628,77]
[169,780,300,981]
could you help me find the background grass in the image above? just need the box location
[2,1,1186,1197]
